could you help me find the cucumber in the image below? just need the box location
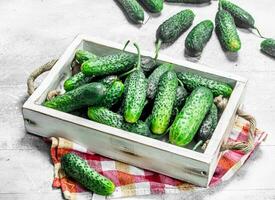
[185,20,214,57]
[81,52,137,77]
[215,9,241,52]
[165,0,210,4]
[61,153,115,196]
[261,38,275,58]
[116,0,145,24]
[100,81,125,108]
[169,87,213,146]
[155,9,195,59]
[150,70,178,135]
[75,50,97,64]
[220,0,264,37]
[43,82,107,113]
[64,72,94,91]
[123,44,147,123]
[177,71,233,97]
[141,57,158,76]
[147,63,173,99]
[171,86,188,118]
[193,103,218,150]
[88,107,124,129]
[139,0,163,13]
[88,107,151,137]
[98,75,119,85]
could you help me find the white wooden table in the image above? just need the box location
[0,0,274,199]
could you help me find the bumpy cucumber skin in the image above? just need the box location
[150,71,178,135]
[171,86,188,118]
[64,72,93,91]
[117,0,145,24]
[185,20,214,56]
[147,63,173,99]
[100,81,125,108]
[99,75,119,85]
[123,70,148,123]
[197,103,218,142]
[141,57,158,76]
[81,53,137,77]
[88,107,124,129]
[156,9,195,43]
[122,120,152,136]
[165,0,210,3]
[177,71,233,97]
[261,38,275,58]
[215,10,241,52]
[75,50,97,64]
[61,153,115,196]
[139,0,163,13]
[220,0,254,29]
[169,87,213,146]
[44,83,107,113]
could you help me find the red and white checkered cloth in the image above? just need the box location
[50,116,267,199]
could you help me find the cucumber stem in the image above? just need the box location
[123,40,131,51]
[253,27,266,39]
[154,39,162,61]
[193,140,204,151]
[218,0,222,11]
[177,78,184,87]
[118,68,137,78]
[133,43,141,70]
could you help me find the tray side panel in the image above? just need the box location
[23,108,210,187]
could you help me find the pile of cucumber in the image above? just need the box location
[116,0,275,59]
[44,44,233,151]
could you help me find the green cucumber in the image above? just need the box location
[150,70,178,135]
[61,153,115,196]
[169,87,213,146]
[75,50,97,64]
[81,52,137,77]
[64,72,94,92]
[193,103,218,150]
[215,9,241,52]
[98,75,119,85]
[139,0,163,13]
[116,0,145,24]
[220,0,264,38]
[261,38,275,58]
[185,20,214,57]
[100,81,125,108]
[88,107,124,129]
[122,120,152,136]
[123,44,147,123]
[171,86,188,118]
[147,63,173,99]
[155,9,195,59]
[165,0,210,4]
[43,82,107,112]
[177,71,233,97]
[141,57,158,76]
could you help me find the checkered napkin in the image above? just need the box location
[50,116,267,199]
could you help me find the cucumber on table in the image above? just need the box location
[261,38,275,58]
[43,82,107,113]
[165,0,210,4]
[177,71,233,97]
[147,63,173,99]
[185,20,214,57]
[150,70,178,135]
[193,103,218,150]
[116,0,145,24]
[169,87,213,147]
[123,44,147,123]
[220,0,264,38]
[139,0,163,13]
[215,9,241,52]
[61,153,115,196]
[155,9,195,59]
[81,52,137,77]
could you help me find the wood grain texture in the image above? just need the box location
[0,0,274,199]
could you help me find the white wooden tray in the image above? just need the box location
[22,34,247,187]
